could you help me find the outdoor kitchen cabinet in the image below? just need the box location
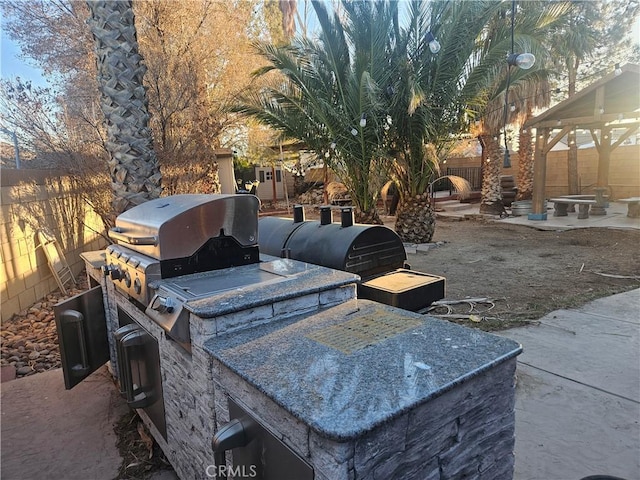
[54,286,109,390]
[53,251,113,390]
[54,280,167,439]
[54,195,523,480]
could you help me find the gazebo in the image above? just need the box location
[524,63,640,220]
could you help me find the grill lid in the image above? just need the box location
[109,194,259,261]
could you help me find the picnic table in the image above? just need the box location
[548,198,596,219]
[552,190,610,217]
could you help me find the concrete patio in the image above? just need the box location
[436,198,640,231]
[500,289,640,480]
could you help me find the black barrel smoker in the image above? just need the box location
[258,205,445,311]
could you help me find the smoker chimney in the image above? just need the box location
[293,205,305,223]
[340,207,354,227]
[320,206,332,225]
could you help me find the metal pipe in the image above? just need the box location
[319,206,332,225]
[293,204,305,223]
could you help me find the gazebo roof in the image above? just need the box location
[524,63,640,129]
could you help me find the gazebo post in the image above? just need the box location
[597,125,612,188]
[528,127,549,220]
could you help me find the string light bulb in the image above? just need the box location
[507,53,535,70]
[359,113,367,127]
[614,63,622,76]
[351,128,358,136]
[425,32,441,53]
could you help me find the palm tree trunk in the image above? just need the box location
[479,135,504,215]
[394,194,435,243]
[516,120,534,201]
[279,0,297,39]
[567,59,579,197]
[87,0,162,217]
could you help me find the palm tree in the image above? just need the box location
[515,77,550,200]
[86,0,161,217]
[474,1,568,214]
[236,0,397,223]
[386,1,506,239]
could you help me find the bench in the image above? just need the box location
[619,197,640,218]
[558,194,609,215]
[549,198,596,219]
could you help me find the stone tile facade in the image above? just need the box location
[94,254,519,480]
[213,354,517,480]
[106,275,356,479]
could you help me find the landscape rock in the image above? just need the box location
[0,274,89,380]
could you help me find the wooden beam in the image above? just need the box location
[589,129,601,153]
[533,113,640,129]
[611,125,640,151]
[597,126,612,187]
[542,126,572,155]
[530,127,549,220]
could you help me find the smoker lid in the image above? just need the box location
[110,194,260,260]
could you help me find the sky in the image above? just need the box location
[0,26,50,87]
[1,7,639,91]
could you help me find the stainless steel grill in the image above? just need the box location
[104,194,260,305]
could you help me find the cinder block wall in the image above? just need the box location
[444,144,640,199]
[544,144,640,198]
[1,169,107,321]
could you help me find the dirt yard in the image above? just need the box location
[404,216,640,330]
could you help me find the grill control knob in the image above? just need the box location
[133,278,142,295]
[110,267,123,281]
[124,271,131,288]
[151,296,174,314]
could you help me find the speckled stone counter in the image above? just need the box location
[135,258,361,479]
[98,251,521,480]
[149,257,359,319]
[79,250,106,286]
[205,299,522,479]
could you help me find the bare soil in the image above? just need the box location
[261,202,639,330]
[406,216,640,330]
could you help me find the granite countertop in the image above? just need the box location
[80,250,106,269]
[204,299,522,441]
[150,258,359,319]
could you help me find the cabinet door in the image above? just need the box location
[54,286,109,389]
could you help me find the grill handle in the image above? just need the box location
[120,330,156,409]
[59,310,90,377]
[108,228,158,246]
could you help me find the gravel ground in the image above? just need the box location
[1,276,88,379]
